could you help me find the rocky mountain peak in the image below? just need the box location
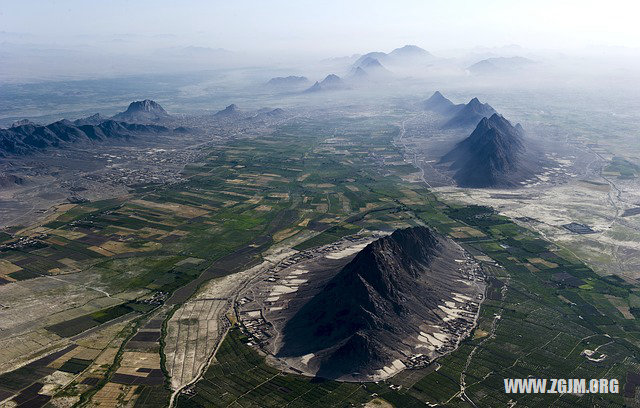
[276,226,476,379]
[125,99,167,114]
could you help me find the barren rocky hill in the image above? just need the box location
[111,99,171,123]
[440,113,543,188]
[0,119,170,157]
[276,226,484,380]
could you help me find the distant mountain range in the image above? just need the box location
[423,91,497,129]
[254,107,285,118]
[443,97,496,129]
[211,104,286,122]
[353,45,434,69]
[0,100,179,157]
[305,74,349,93]
[350,57,392,80]
[0,118,170,157]
[0,99,288,157]
[10,119,35,128]
[111,99,171,123]
[440,113,541,188]
[278,226,478,379]
[73,113,104,126]
[266,76,310,88]
[467,56,535,75]
[302,45,431,93]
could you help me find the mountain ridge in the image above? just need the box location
[423,92,497,129]
[467,56,535,75]
[353,45,433,68]
[423,91,461,115]
[442,97,496,129]
[0,118,170,157]
[304,74,348,93]
[266,76,309,87]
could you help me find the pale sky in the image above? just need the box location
[1,0,640,56]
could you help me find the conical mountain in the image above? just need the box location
[440,113,539,187]
[214,104,241,117]
[277,226,476,379]
[423,91,462,115]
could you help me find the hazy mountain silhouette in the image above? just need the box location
[387,44,433,61]
[423,92,496,129]
[423,91,462,116]
[213,104,243,119]
[304,74,349,92]
[353,45,433,69]
[266,76,309,87]
[350,57,392,80]
[467,56,535,75]
[442,97,497,129]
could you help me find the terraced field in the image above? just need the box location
[165,299,230,390]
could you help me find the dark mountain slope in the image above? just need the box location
[0,119,169,157]
[440,113,542,187]
[73,113,104,126]
[277,226,476,379]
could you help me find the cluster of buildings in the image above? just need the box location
[269,234,380,274]
[0,235,47,251]
[140,291,168,306]
[238,309,272,347]
[238,234,380,348]
[405,354,432,369]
